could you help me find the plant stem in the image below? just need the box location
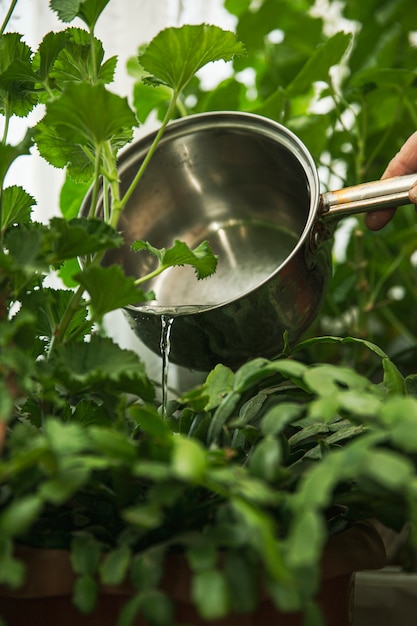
[48,284,84,354]
[0,0,18,35]
[112,91,179,228]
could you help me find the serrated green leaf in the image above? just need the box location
[35,83,137,175]
[139,24,245,93]
[51,335,155,400]
[50,0,110,29]
[45,217,122,264]
[50,28,116,85]
[132,239,218,280]
[74,264,149,317]
[1,186,35,233]
[249,437,282,482]
[0,34,38,116]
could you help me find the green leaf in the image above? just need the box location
[233,358,307,394]
[70,532,101,576]
[132,239,218,281]
[59,175,91,220]
[262,403,305,436]
[35,83,137,176]
[171,436,207,481]
[45,217,122,264]
[207,391,240,444]
[74,265,150,317]
[286,31,352,97]
[0,34,38,117]
[50,28,116,85]
[139,590,174,626]
[100,545,131,585]
[139,24,245,93]
[382,357,406,395]
[191,569,230,620]
[0,496,43,537]
[50,0,110,29]
[286,510,326,570]
[51,335,155,400]
[73,574,98,614]
[1,186,35,232]
[224,550,258,613]
[201,363,234,411]
[364,450,414,490]
[129,405,172,441]
[249,437,282,482]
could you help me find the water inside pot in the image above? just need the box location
[138,218,299,308]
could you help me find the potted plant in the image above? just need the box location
[1,1,417,625]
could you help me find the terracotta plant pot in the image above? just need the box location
[0,521,388,626]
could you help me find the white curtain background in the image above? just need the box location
[3,0,236,389]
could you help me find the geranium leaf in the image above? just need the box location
[44,217,122,264]
[74,265,151,317]
[132,239,218,280]
[49,28,116,85]
[35,83,137,173]
[1,186,35,232]
[0,34,38,117]
[50,335,155,400]
[50,0,111,30]
[139,24,245,93]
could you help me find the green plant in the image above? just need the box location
[2,1,417,626]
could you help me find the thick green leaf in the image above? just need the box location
[100,545,131,585]
[286,31,352,97]
[70,532,101,576]
[249,437,282,482]
[191,569,230,620]
[45,217,122,263]
[139,24,245,92]
[172,436,207,481]
[286,510,326,570]
[72,574,98,614]
[262,403,305,436]
[0,496,43,537]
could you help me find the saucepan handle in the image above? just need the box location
[320,173,417,219]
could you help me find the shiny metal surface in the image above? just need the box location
[98,112,417,370]
[102,112,329,370]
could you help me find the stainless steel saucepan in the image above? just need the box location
[101,111,416,371]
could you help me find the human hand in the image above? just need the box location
[365,130,417,230]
